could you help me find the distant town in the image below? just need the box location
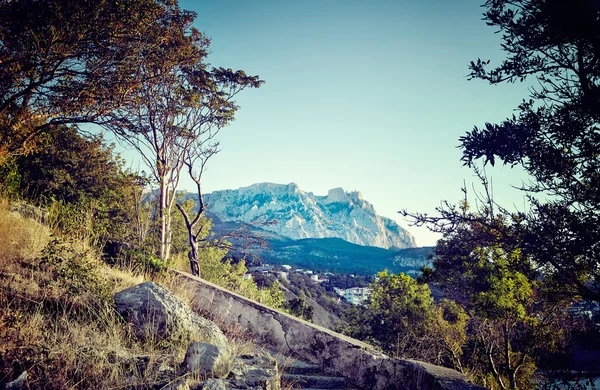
[247,264,373,305]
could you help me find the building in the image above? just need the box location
[334,287,372,305]
[344,287,372,305]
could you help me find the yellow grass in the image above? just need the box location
[0,200,51,265]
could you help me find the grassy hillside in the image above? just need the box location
[0,201,252,388]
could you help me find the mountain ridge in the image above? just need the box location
[202,182,417,249]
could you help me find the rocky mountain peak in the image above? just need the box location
[204,183,416,249]
[324,187,348,203]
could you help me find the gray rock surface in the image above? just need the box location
[1,371,28,390]
[203,379,228,390]
[114,282,228,347]
[228,353,280,390]
[184,342,233,378]
[178,272,486,390]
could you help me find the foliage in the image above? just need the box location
[285,272,348,317]
[430,216,571,389]
[283,296,314,322]
[172,245,284,310]
[395,1,600,387]
[326,273,374,289]
[0,158,20,199]
[458,0,600,302]
[0,201,239,389]
[343,271,466,367]
[343,245,570,388]
[9,125,142,241]
[0,0,206,159]
[38,237,112,302]
[119,247,174,276]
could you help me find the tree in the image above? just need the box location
[459,0,600,301]
[0,0,201,160]
[284,296,314,322]
[105,57,262,261]
[10,125,141,240]
[343,271,467,366]
[431,216,569,390]
[404,181,572,388]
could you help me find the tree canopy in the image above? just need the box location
[0,0,203,159]
[461,0,600,301]
[392,1,600,387]
[404,0,600,302]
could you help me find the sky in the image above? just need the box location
[122,0,535,247]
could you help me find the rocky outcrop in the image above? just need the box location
[112,278,485,390]
[226,354,280,390]
[203,183,416,249]
[193,353,280,390]
[114,282,228,347]
[113,282,280,389]
[176,271,486,390]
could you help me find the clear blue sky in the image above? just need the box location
[126,0,535,246]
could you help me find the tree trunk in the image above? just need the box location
[504,321,518,390]
[188,238,199,277]
[176,202,200,277]
[159,178,168,261]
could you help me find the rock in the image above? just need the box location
[180,272,485,390]
[2,371,27,390]
[114,282,228,347]
[203,378,228,390]
[229,354,280,390]
[203,183,417,249]
[184,342,233,378]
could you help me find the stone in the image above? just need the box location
[2,371,27,390]
[114,282,228,347]
[184,342,233,378]
[202,378,228,390]
[178,271,486,390]
[229,354,280,390]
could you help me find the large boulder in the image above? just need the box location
[183,342,233,378]
[114,282,228,347]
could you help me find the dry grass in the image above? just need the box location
[99,263,146,295]
[0,200,51,265]
[0,200,243,389]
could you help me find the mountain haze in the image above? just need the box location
[203,182,416,249]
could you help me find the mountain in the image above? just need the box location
[263,237,433,276]
[203,182,417,249]
[201,211,432,275]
